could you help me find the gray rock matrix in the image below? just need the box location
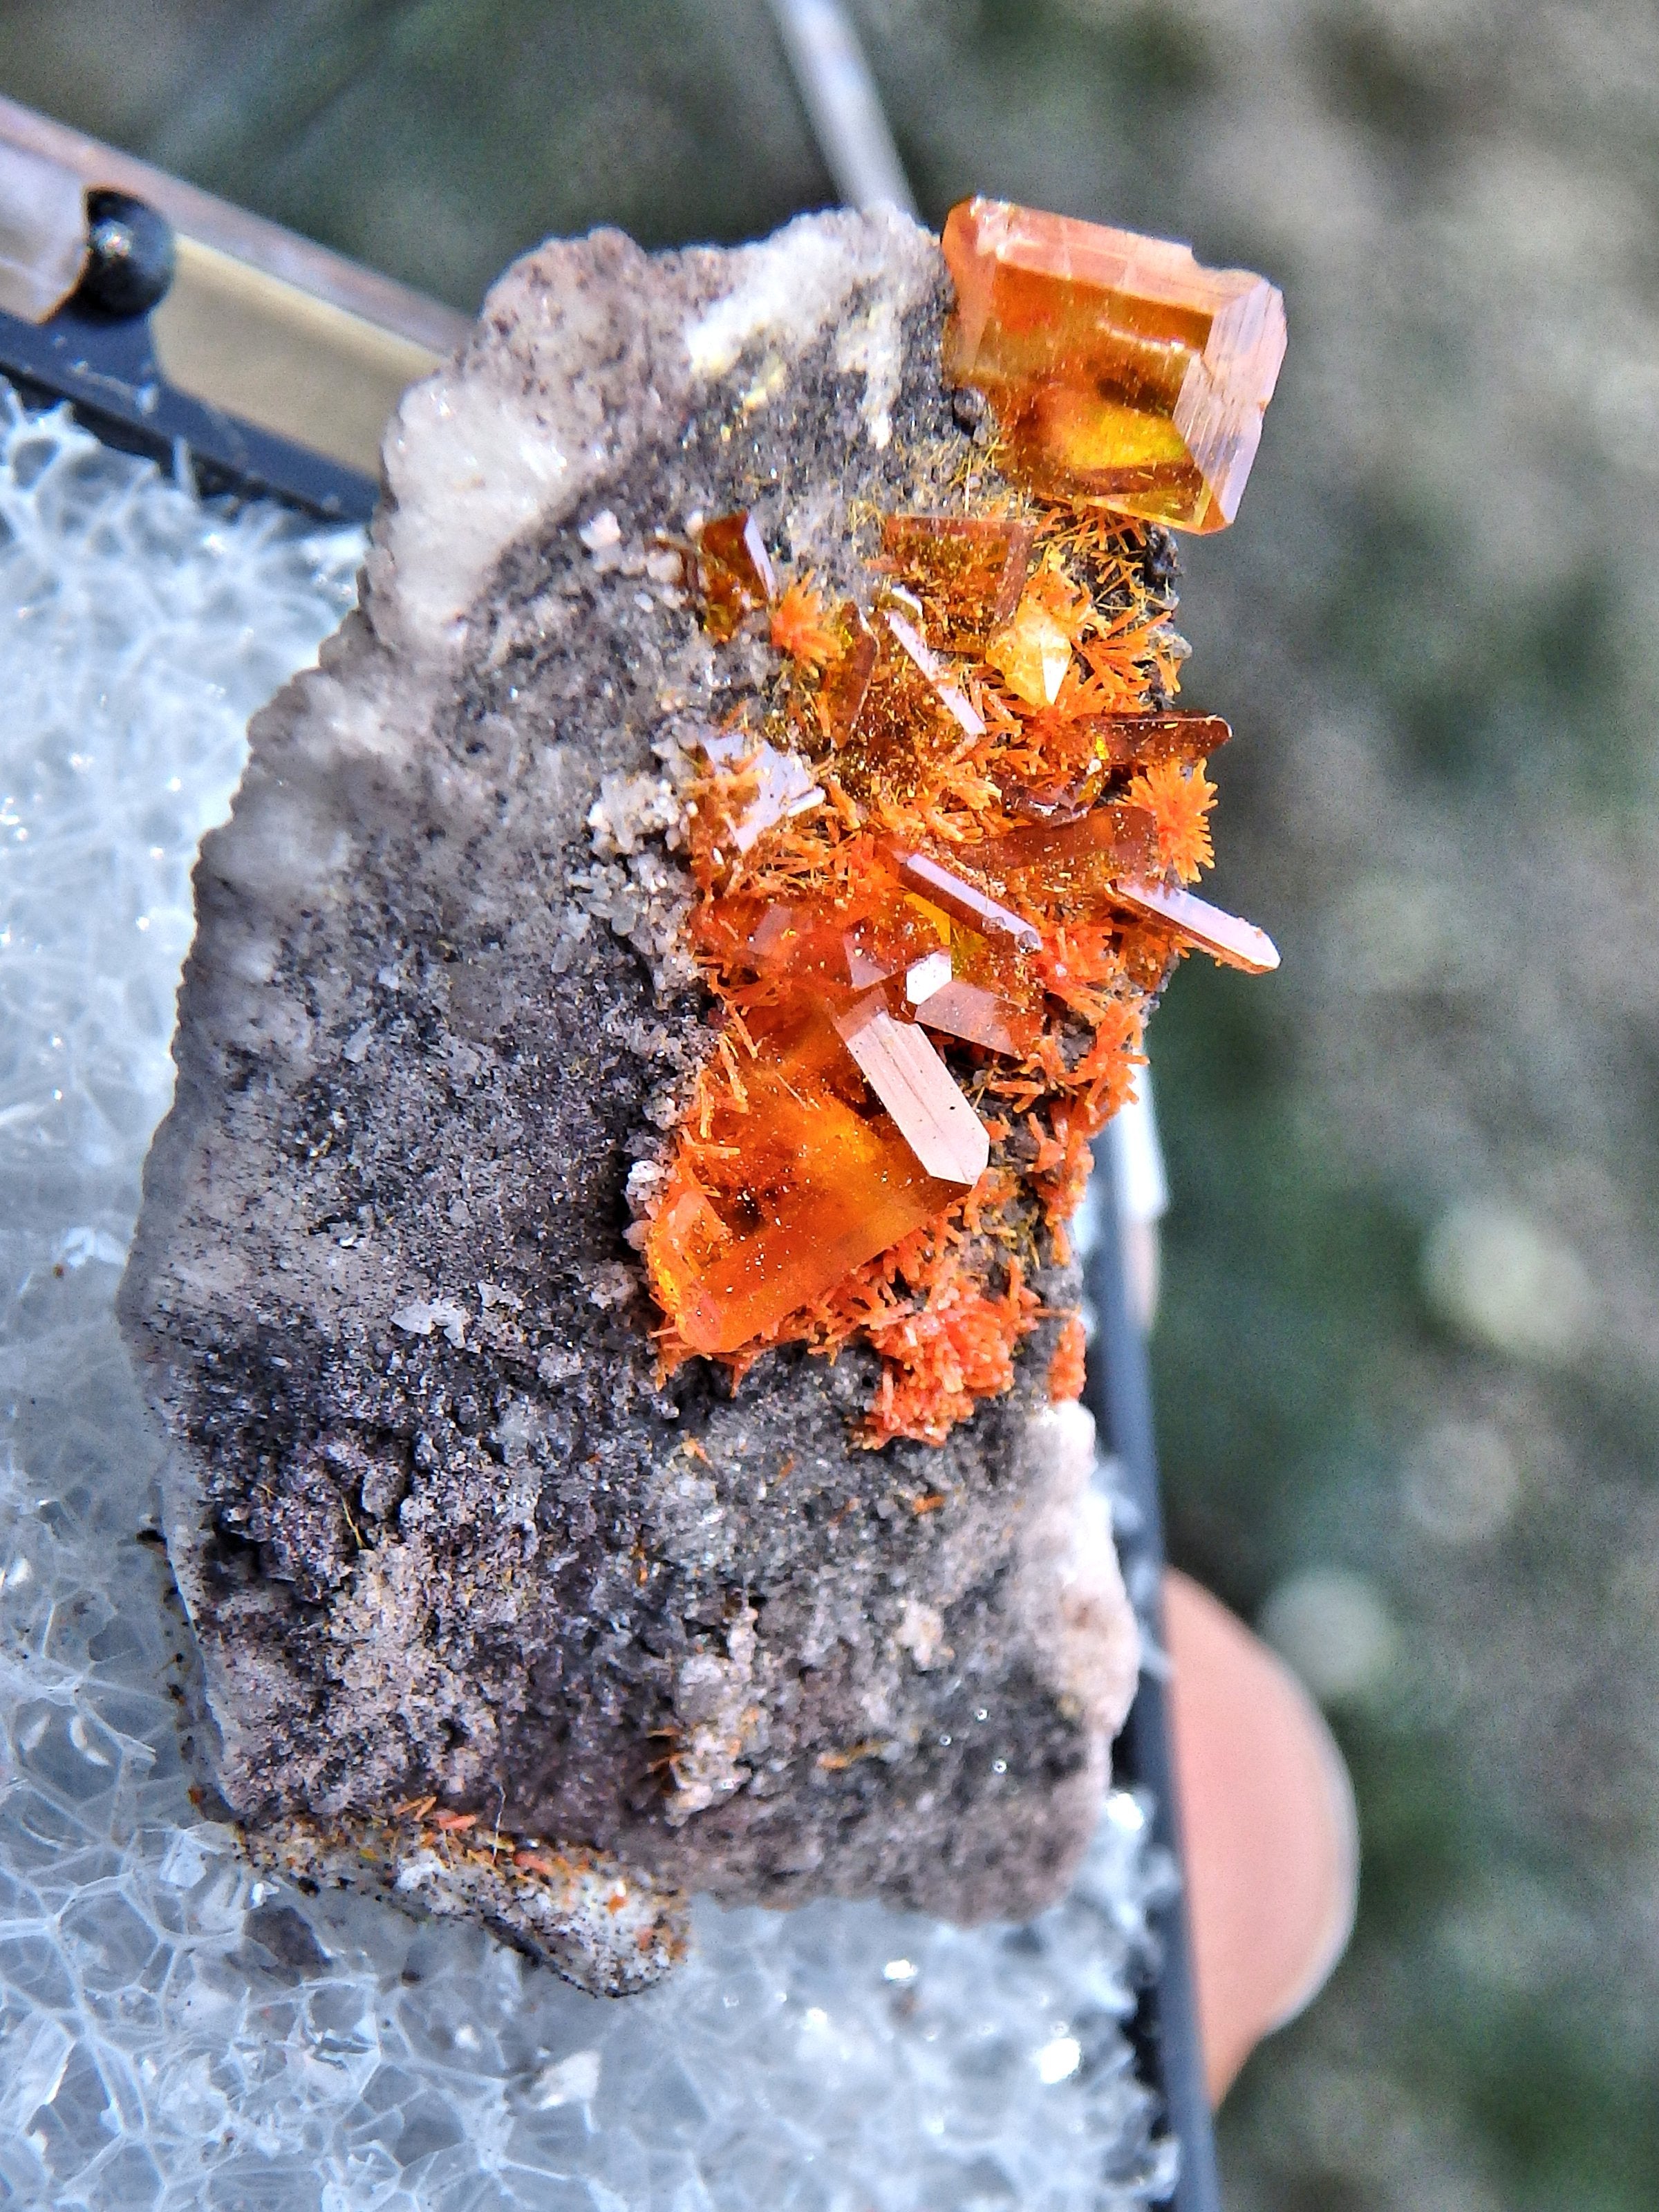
[119,208,1138,1946]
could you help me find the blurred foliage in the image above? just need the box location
[5,0,1658,2203]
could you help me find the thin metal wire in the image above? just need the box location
[765,0,919,215]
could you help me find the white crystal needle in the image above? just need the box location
[883,844,1043,953]
[832,995,990,1186]
[1113,877,1280,973]
[883,609,986,738]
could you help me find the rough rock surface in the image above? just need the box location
[118,209,1139,1965]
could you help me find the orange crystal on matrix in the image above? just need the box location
[635,199,1284,1445]
[942,197,1287,532]
[644,1006,976,1359]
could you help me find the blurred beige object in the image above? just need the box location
[1165,1567,1359,2102]
[0,140,86,321]
[0,94,471,474]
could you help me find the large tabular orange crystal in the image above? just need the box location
[941,197,1286,532]
[644,1007,975,1356]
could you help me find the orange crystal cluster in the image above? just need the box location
[637,202,1282,1446]
[942,198,1287,532]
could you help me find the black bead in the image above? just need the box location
[1141,524,1181,585]
[76,189,176,319]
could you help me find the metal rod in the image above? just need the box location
[766,0,919,216]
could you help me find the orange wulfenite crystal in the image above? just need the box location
[879,514,1034,648]
[1079,709,1230,770]
[810,603,878,742]
[644,1007,977,1358]
[695,509,776,639]
[1048,1313,1089,1404]
[941,197,1286,532]
[633,200,1284,1443]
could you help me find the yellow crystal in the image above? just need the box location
[985,585,1074,707]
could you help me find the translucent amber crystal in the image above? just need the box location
[889,901,1047,1060]
[842,892,949,988]
[941,197,1286,532]
[827,617,977,800]
[812,603,877,743]
[879,514,1034,649]
[1053,709,1230,770]
[997,712,1228,820]
[696,510,776,640]
[693,880,946,1009]
[644,1006,975,1356]
[971,800,1160,900]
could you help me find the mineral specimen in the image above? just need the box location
[942,196,1287,529]
[3,395,1174,2206]
[120,198,1279,1993]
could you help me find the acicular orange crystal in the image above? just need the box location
[639,199,1284,1443]
[941,196,1286,532]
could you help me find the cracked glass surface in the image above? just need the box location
[0,391,1172,2211]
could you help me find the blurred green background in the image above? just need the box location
[6,0,1656,2203]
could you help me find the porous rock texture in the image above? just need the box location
[119,208,1139,1984]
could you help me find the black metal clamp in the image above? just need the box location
[0,188,377,521]
[1088,1134,1224,2212]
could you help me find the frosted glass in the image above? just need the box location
[0,392,1174,2210]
